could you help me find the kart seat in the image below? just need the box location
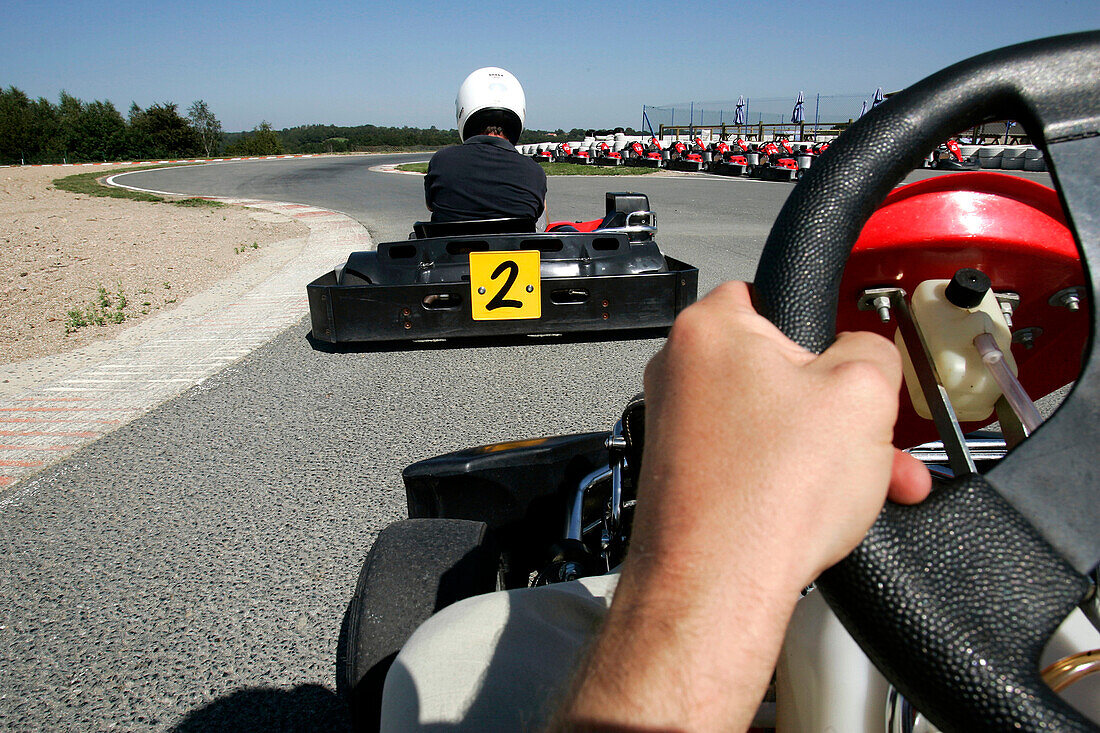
[412,217,536,239]
[547,211,626,234]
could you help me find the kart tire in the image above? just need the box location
[340,518,501,732]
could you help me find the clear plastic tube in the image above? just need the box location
[973,332,1043,433]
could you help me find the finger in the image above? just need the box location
[886,449,932,505]
[692,280,755,315]
[812,331,903,390]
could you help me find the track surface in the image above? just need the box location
[0,155,1052,730]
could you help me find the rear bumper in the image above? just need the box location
[307,257,698,343]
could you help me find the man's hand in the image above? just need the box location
[555,281,931,731]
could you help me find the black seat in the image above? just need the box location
[412,217,536,239]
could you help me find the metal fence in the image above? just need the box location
[658,122,838,142]
[641,96,1032,144]
[642,94,872,135]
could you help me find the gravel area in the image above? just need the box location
[0,164,307,365]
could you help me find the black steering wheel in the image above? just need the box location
[753,32,1100,731]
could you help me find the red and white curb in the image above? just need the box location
[0,184,372,499]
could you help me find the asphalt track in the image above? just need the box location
[0,155,1054,731]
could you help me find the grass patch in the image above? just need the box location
[53,169,165,202]
[539,162,659,176]
[52,163,223,208]
[65,283,129,333]
[174,197,225,208]
[396,161,658,176]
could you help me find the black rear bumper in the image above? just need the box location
[307,256,697,343]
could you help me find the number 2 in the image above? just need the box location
[486,260,523,311]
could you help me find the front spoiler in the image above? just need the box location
[666,159,704,172]
[710,161,748,176]
[307,256,698,343]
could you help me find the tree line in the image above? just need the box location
[0,87,284,165]
[0,85,642,165]
[276,125,643,153]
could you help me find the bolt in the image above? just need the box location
[602,312,609,320]
[602,299,609,308]
[478,287,486,295]
[999,301,1014,328]
[526,284,534,293]
[1049,287,1084,311]
[1012,327,1042,349]
[872,295,891,323]
[403,321,412,330]
[402,308,411,316]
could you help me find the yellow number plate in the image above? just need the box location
[469,251,541,321]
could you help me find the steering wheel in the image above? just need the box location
[753,32,1100,731]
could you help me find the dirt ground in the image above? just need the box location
[0,164,307,365]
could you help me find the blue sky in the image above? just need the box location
[2,0,1098,132]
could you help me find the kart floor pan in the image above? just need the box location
[667,160,704,172]
[711,162,748,176]
[308,256,698,343]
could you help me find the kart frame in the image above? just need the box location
[308,199,699,344]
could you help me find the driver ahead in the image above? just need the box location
[381,281,932,730]
[425,68,548,226]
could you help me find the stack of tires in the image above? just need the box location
[978,146,1003,169]
[1024,147,1047,171]
[1001,146,1028,170]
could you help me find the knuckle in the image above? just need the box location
[840,331,902,368]
[831,358,900,406]
[666,304,719,351]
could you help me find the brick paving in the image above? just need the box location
[0,198,371,496]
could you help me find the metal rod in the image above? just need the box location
[568,466,612,541]
[890,290,977,476]
[1041,650,1100,693]
[609,422,624,529]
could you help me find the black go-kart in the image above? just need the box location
[337,32,1100,732]
[307,192,698,344]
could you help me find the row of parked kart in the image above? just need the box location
[524,136,831,181]
[519,135,1047,181]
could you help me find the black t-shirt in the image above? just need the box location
[424,135,547,222]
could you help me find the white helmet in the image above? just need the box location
[455,67,526,144]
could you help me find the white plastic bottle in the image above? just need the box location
[895,270,1017,422]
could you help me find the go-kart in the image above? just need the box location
[593,141,624,166]
[755,138,802,182]
[624,140,663,168]
[711,152,751,176]
[761,155,801,182]
[710,138,755,176]
[338,32,1100,732]
[934,138,982,170]
[565,145,593,165]
[306,192,698,344]
[665,140,706,172]
[530,145,554,163]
